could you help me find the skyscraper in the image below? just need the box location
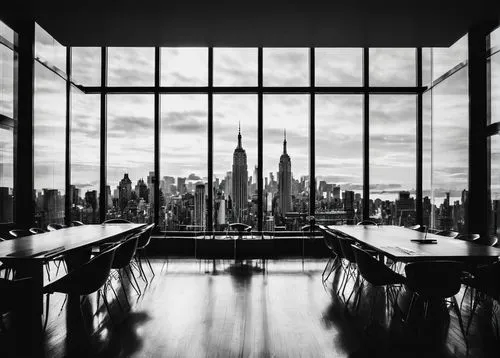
[194,183,206,227]
[118,173,132,211]
[225,171,232,199]
[232,123,248,221]
[278,130,292,216]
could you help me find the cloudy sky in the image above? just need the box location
[2,22,494,204]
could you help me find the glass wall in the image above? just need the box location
[0,20,15,223]
[315,95,363,225]
[30,23,472,232]
[160,94,208,230]
[34,62,66,228]
[107,95,154,223]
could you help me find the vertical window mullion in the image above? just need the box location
[309,48,315,220]
[99,47,107,223]
[257,47,263,233]
[154,47,160,225]
[64,47,72,226]
[363,48,369,220]
[207,48,214,233]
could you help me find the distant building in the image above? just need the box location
[278,130,292,217]
[177,177,186,195]
[232,124,248,222]
[194,184,206,227]
[118,173,132,211]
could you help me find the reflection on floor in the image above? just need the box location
[1,259,499,357]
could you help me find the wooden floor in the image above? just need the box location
[1,258,500,357]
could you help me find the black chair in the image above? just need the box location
[0,278,32,331]
[321,230,344,287]
[435,230,459,238]
[43,244,119,331]
[337,236,361,304]
[72,220,85,226]
[103,219,132,224]
[352,245,406,320]
[47,223,66,231]
[477,236,498,247]
[455,233,480,242]
[108,234,142,303]
[404,261,466,337]
[357,220,377,226]
[29,227,46,234]
[9,229,32,238]
[461,261,500,336]
[135,224,156,282]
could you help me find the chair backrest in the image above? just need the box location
[72,220,85,226]
[455,233,480,242]
[352,245,398,286]
[338,236,357,263]
[9,229,32,238]
[47,223,65,231]
[404,261,463,299]
[103,218,132,224]
[29,227,46,234]
[407,224,421,231]
[55,245,118,295]
[112,234,139,269]
[137,223,155,249]
[323,231,344,259]
[357,220,377,226]
[480,236,499,247]
[435,230,459,238]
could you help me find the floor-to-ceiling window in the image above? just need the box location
[33,24,67,228]
[0,21,15,224]
[488,27,500,236]
[423,35,469,232]
[70,47,101,224]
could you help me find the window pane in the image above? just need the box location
[107,95,154,223]
[423,91,432,228]
[315,48,363,87]
[0,20,15,44]
[489,52,500,125]
[108,47,154,86]
[490,27,500,52]
[263,48,309,86]
[0,126,13,223]
[160,95,208,230]
[264,95,309,230]
[71,90,100,224]
[213,95,257,230]
[0,43,14,118]
[369,48,416,86]
[161,48,208,86]
[431,68,468,232]
[489,135,500,236]
[432,34,468,82]
[315,95,363,225]
[72,47,101,86]
[34,62,66,228]
[214,48,257,86]
[35,23,66,73]
[369,95,416,225]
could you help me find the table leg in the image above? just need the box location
[13,260,44,355]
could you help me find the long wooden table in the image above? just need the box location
[0,223,146,316]
[327,225,500,264]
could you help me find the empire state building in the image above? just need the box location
[278,130,292,216]
[232,124,248,221]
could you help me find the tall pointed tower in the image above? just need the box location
[278,129,292,216]
[231,123,248,221]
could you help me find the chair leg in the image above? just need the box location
[43,294,51,332]
[405,293,416,323]
[144,254,155,277]
[124,266,141,296]
[117,270,131,309]
[452,296,467,340]
[108,281,124,313]
[100,289,114,325]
